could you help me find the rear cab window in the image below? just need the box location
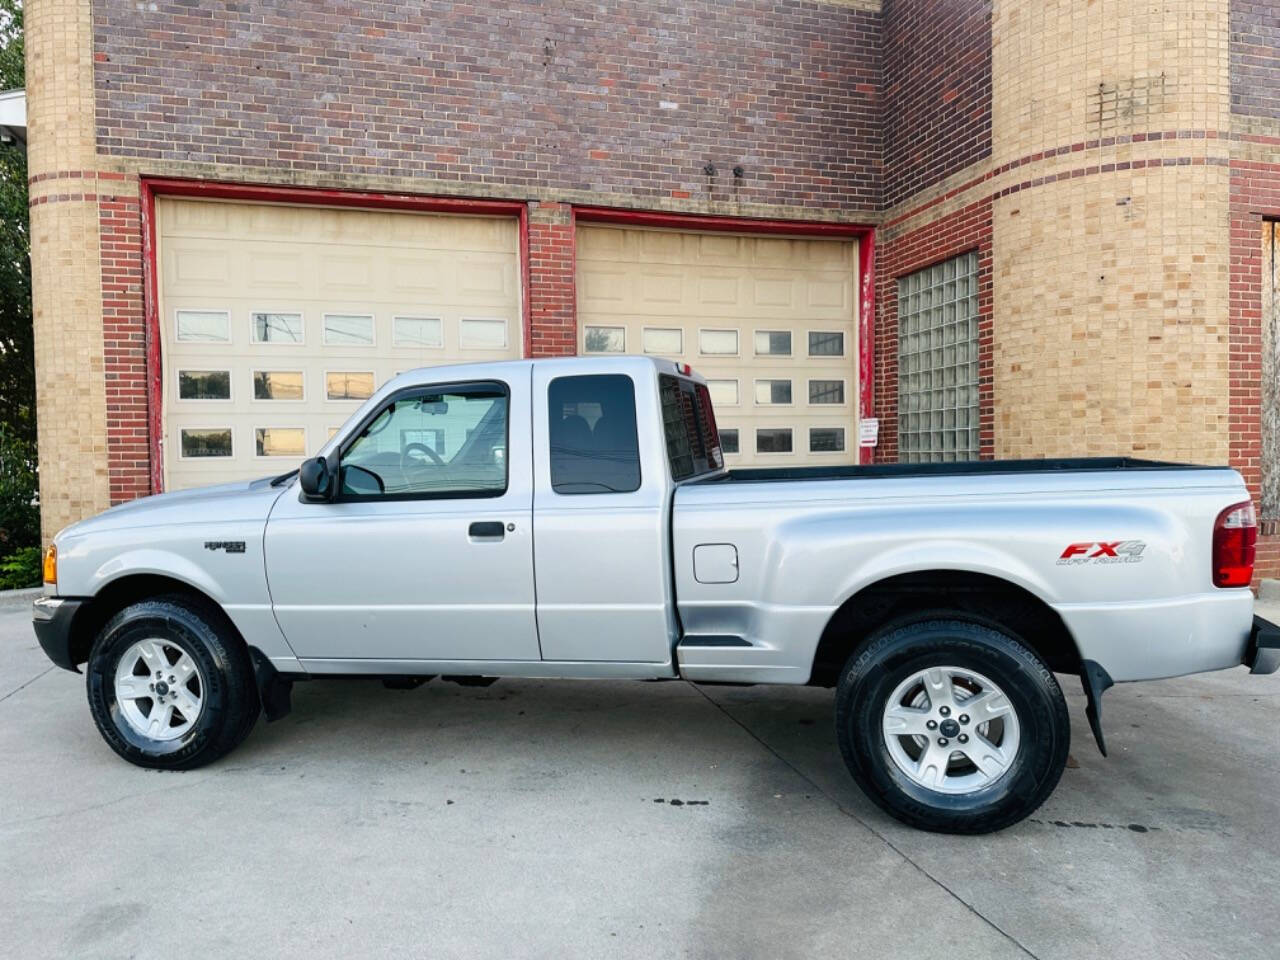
[659,374,724,482]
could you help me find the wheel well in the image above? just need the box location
[808,570,1081,687]
[66,574,233,669]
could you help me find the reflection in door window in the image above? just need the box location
[340,383,508,497]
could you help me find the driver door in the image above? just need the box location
[264,375,541,664]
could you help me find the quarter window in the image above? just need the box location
[548,375,642,494]
[340,383,509,498]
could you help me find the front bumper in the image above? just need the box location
[1246,615,1280,675]
[32,596,85,672]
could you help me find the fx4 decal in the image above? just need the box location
[1057,541,1146,565]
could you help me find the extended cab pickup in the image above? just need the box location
[33,357,1280,832]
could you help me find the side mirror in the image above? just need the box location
[298,456,332,501]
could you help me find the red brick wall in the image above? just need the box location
[98,179,151,504]
[92,0,881,213]
[881,0,992,209]
[528,203,577,358]
[1228,156,1280,579]
[872,199,994,462]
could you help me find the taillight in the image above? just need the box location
[1212,501,1256,588]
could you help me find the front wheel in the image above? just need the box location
[86,597,260,770]
[835,618,1069,834]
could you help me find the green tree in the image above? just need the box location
[0,0,36,561]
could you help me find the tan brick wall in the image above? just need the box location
[991,0,1230,166]
[989,0,1233,464]
[26,0,112,542]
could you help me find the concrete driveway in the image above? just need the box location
[2,596,1278,960]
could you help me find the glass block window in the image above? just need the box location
[897,252,980,462]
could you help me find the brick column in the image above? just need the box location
[527,201,577,357]
[26,0,114,542]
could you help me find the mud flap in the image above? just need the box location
[1079,659,1114,757]
[249,647,295,722]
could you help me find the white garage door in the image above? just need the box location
[157,198,521,490]
[576,225,858,467]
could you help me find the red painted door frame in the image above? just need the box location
[572,206,877,463]
[138,178,531,493]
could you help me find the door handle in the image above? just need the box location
[468,521,505,540]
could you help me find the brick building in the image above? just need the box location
[24,1,1280,572]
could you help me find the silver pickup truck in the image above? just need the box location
[33,356,1280,833]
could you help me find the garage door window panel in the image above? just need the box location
[252,370,305,402]
[255,427,306,458]
[584,326,625,354]
[808,379,846,405]
[176,310,231,343]
[754,330,792,357]
[720,429,740,455]
[325,371,376,402]
[699,329,739,356]
[177,369,231,401]
[251,312,304,345]
[756,428,793,454]
[808,331,844,357]
[707,379,739,407]
[393,316,444,349]
[459,318,508,350]
[809,427,846,453]
[323,314,375,346]
[642,327,683,356]
[754,379,792,405]
[339,382,509,500]
[180,428,233,459]
[548,374,642,495]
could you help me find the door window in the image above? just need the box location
[548,374,641,494]
[339,382,508,498]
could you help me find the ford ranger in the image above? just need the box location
[32,356,1280,833]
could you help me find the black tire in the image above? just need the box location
[86,596,260,770]
[835,617,1069,834]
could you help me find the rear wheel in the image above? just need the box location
[835,618,1069,834]
[86,597,260,770]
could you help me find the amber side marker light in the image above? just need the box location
[42,544,57,585]
[1212,501,1256,588]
